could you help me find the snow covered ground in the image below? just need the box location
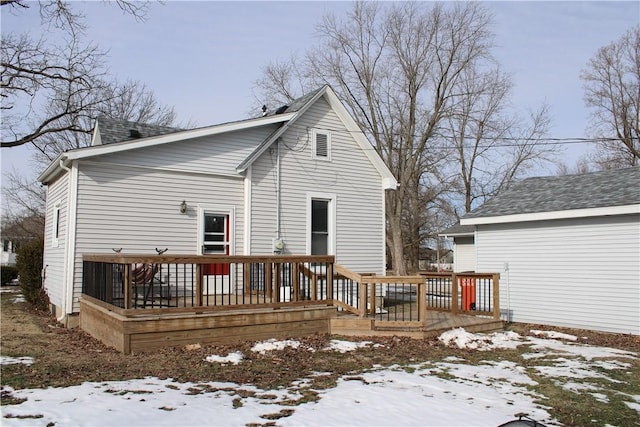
[2,328,638,427]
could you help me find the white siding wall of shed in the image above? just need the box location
[70,162,244,312]
[453,236,476,272]
[42,173,70,309]
[250,98,387,273]
[475,214,640,335]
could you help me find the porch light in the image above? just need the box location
[179,200,187,214]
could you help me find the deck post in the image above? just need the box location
[311,271,318,300]
[265,263,272,299]
[243,263,251,296]
[368,280,375,317]
[124,264,131,309]
[195,264,203,307]
[418,280,427,323]
[292,263,300,301]
[359,282,367,318]
[492,273,500,320]
[451,273,459,315]
[326,262,334,300]
[274,262,281,302]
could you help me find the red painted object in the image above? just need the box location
[461,277,476,311]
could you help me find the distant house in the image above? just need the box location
[443,167,640,335]
[439,224,475,272]
[1,239,17,267]
[38,86,397,326]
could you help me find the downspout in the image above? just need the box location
[243,166,252,255]
[63,160,79,325]
[59,159,71,173]
[275,139,281,240]
[54,158,71,321]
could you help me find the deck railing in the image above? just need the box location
[82,255,499,321]
[82,254,335,312]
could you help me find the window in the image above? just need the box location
[52,203,61,247]
[312,129,331,160]
[311,199,329,255]
[307,193,335,256]
[202,214,229,255]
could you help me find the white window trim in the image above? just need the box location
[197,204,236,255]
[51,202,61,248]
[311,128,331,161]
[306,192,336,256]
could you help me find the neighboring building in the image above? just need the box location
[446,167,640,335]
[1,215,44,267]
[1,239,17,266]
[38,86,397,326]
[439,224,475,272]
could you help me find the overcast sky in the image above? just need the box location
[1,1,639,181]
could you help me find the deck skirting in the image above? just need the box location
[80,298,335,354]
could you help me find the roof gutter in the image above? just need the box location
[38,154,67,185]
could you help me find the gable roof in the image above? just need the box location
[461,167,640,225]
[38,86,397,190]
[439,223,475,237]
[91,117,181,146]
[237,85,397,190]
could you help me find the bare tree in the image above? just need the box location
[445,66,554,215]
[581,26,640,168]
[30,79,177,164]
[1,0,153,149]
[1,0,175,228]
[257,2,541,274]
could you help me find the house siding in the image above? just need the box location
[91,126,277,177]
[250,97,386,273]
[42,173,70,309]
[475,214,640,334]
[70,162,245,312]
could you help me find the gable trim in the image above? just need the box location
[236,88,328,173]
[461,204,640,226]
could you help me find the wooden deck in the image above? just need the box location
[331,311,503,339]
[80,255,503,353]
[80,296,336,354]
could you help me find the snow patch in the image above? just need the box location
[250,339,301,354]
[204,351,244,365]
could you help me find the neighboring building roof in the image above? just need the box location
[439,223,475,237]
[461,167,640,225]
[91,117,182,146]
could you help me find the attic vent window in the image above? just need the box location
[312,129,331,160]
[129,129,142,138]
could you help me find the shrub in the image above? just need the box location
[1,265,19,285]
[15,238,49,311]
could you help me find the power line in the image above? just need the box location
[284,125,635,151]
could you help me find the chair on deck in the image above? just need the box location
[132,263,171,308]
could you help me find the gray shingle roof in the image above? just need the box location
[96,116,182,145]
[264,87,325,116]
[439,223,475,236]
[463,166,640,219]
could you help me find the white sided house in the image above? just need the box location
[38,86,397,326]
[449,167,640,335]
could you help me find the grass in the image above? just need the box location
[1,289,639,426]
